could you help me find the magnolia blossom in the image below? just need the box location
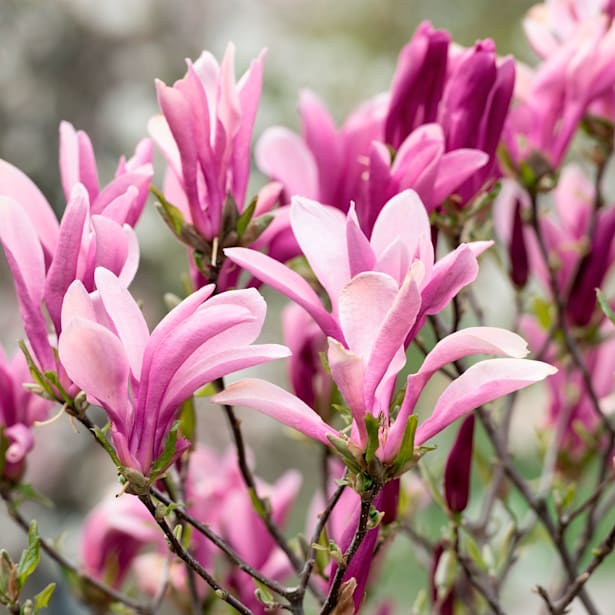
[219,191,556,466]
[0,124,152,380]
[505,11,615,166]
[150,44,264,241]
[386,22,515,203]
[0,348,51,480]
[58,268,289,475]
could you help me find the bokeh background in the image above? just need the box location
[6,1,610,613]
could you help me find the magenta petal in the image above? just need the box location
[0,160,59,258]
[212,379,337,445]
[59,121,100,204]
[59,318,130,430]
[433,149,489,204]
[95,268,149,378]
[255,127,319,200]
[414,358,557,446]
[5,424,34,464]
[44,184,89,333]
[0,197,53,370]
[224,247,343,340]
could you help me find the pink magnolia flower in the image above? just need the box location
[225,190,491,344]
[81,491,163,589]
[149,44,265,242]
[0,348,52,480]
[219,193,555,467]
[386,22,515,204]
[0,124,152,380]
[505,12,615,166]
[255,90,387,213]
[58,268,289,475]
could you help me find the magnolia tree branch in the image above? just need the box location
[0,487,153,614]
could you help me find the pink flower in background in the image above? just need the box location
[255,90,387,213]
[505,12,615,166]
[150,44,265,241]
[386,22,515,204]
[494,166,615,325]
[81,446,300,614]
[0,348,52,480]
[58,268,289,475]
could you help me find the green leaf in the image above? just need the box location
[236,197,257,239]
[194,382,217,397]
[364,414,380,464]
[151,186,186,237]
[33,583,55,613]
[16,522,40,588]
[150,420,181,481]
[12,484,53,510]
[597,289,615,325]
[418,460,447,511]
[18,342,55,401]
[178,397,196,445]
[92,425,122,468]
[326,434,362,474]
[253,578,275,607]
[389,415,418,476]
[462,530,488,572]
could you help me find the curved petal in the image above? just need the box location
[255,127,319,199]
[0,159,59,256]
[290,197,350,313]
[59,121,100,204]
[212,379,337,445]
[59,318,130,430]
[224,247,343,340]
[414,358,557,446]
[95,268,149,379]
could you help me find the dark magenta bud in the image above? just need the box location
[444,414,475,514]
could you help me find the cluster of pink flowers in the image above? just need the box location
[3,0,615,613]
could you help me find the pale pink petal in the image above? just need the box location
[385,327,530,460]
[328,338,367,445]
[212,379,337,444]
[338,272,398,359]
[60,280,97,331]
[224,247,343,340]
[147,115,182,177]
[414,358,557,445]
[95,268,149,378]
[363,267,421,407]
[346,210,375,277]
[0,159,59,256]
[255,127,319,199]
[59,318,130,430]
[290,197,351,313]
[370,190,430,265]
